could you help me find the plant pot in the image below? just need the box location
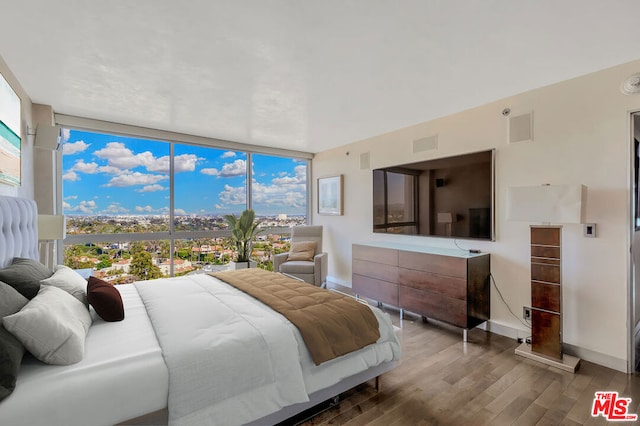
[230,260,257,270]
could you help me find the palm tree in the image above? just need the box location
[224,209,261,263]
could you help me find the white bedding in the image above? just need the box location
[0,273,400,426]
[135,274,309,426]
[0,285,169,426]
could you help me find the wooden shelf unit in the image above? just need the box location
[352,243,490,335]
[530,226,562,360]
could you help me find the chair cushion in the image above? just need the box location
[279,260,315,274]
[288,241,316,261]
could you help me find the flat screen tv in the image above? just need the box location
[373,149,495,240]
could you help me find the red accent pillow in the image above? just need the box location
[87,277,124,322]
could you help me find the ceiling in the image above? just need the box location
[2,1,640,154]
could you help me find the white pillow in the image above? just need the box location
[40,265,88,307]
[2,286,92,365]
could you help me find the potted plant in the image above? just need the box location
[224,209,260,269]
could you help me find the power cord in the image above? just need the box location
[453,239,468,253]
[490,272,531,330]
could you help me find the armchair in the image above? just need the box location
[274,225,327,287]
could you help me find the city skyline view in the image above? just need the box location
[62,128,308,217]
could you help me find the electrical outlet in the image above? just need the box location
[523,306,531,320]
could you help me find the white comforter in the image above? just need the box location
[135,274,309,426]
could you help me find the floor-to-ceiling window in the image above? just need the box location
[61,127,309,282]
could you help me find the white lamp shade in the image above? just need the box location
[437,212,454,224]
[37,215,65,240]
[507,184,586,224]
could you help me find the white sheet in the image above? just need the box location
[0,285,169,426]
[135,274,309,426]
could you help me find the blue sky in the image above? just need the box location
[62,129,307,216]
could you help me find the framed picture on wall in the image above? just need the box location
[0,71,21,187]
[317,175,343,215]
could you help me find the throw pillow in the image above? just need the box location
[288,241,317,262]
[0,281,28,401]
[0,280,29,316]
[87,277,125,322]
[40,265,89,307]
[0,258,53,299]
[3,286,92,365]
[0,328,25,401]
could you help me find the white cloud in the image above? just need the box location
[66,200,97,214]
[103,203,129,214]
[146,154,198,174]
[221,151,237,159]
[61,129,71,144]
[94,142,154,170]
[63,170,79,181]
[135,205,155,212]
[200,160,245,177]
[64,195,77,200]
[105,172,168,187]
[174,208,187,215]
[62,140,89,155]
[218,159,246,177]
[137,184,166,192]
[62,201,71,209]
[174,154,199,172]
[72,159,99,174]
[218,184,246,205]
[201,168,219,176]
[251,165,307,209]
[98,165,125,175]
[92,142,198,176]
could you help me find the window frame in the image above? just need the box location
[57,115,312,276]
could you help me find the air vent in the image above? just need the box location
[413,134,438,153]
[360,152,370,170]
[508,112,533,144]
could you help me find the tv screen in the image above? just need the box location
[373,149,495,240]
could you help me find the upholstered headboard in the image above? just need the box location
[0,196,39,268]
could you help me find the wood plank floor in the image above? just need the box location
[295,284,640,426]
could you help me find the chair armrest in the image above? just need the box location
[313,252,328,287]
[273,252,289,272]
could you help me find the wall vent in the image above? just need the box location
[508,112,533,143]
[360,152,370,170]
[413,134,438,153]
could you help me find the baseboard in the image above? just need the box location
[483,320,628,373]
[327,275,351,288]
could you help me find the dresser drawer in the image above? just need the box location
[531,281,561,312]
[353,259,398,283]
[398,268,467,300]
[352,274,398,305]
[353,244,398,266]
[531,263,560,284]
[399,286,467,327]
[398,250,467,279]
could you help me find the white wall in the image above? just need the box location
[313,59,640,371]
[0,55,34,199]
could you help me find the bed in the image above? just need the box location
[0,196,401,426]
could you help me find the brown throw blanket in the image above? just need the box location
[211,268,381,365]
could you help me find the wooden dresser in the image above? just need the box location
[352,242,490,339]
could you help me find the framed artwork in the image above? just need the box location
[0,71,21,186]
[317,175,343,215]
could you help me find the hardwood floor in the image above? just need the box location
[296,284,640,426]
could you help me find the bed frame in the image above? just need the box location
[0,196,398,425]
